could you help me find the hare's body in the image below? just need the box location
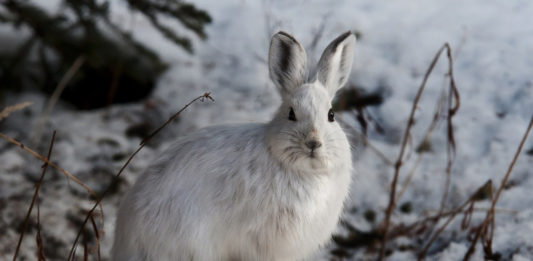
[113,31,357,260]
[113,123,351,260]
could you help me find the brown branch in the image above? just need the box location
[464,115,533,260]
[12,131,56,261]
[388,182,522,245]
[422,206,517,217]
[0,102,33,122]
[36,198,47,261]
[378,43,453,260]
[417,180,492,259]
[397,82,448,202]
[396,155,423,201]
[140,92,214,145]
[438,43,461,215]
[36,199,46,261]
[90,215,101,261]
[67,92,214,260]
[33,55,86,145]
[0,133,101,203]
[346,125,394,166]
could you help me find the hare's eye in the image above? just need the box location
[328,109,335,122]
[288,107,297,121]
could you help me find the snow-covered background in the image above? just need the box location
[1,0,533,260]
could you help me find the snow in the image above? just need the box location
[1,0,533,260]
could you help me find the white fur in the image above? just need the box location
[112,31,356,261]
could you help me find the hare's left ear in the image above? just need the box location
[315,32,356,97]
[269,31,307,97]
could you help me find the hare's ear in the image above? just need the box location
[315,32,356,97]
[269,31,307,96]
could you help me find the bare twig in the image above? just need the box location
[417,180,492,259]
[397,81,448,201]
[464,115,533,260]
[362,136,395,166]
[12,131,56,261]
[33,55,86,145]
[439,44,461,215]
[378,43,460,260]
[0,133,100,201]
[346,125,394,166]
[90,215,101,261]
[388,181,522,244]
[0,102,33,122]
[423,206,518,217]
[83,235,88,261]
[0,131,105,230]
[140,92,214,146]
[36,198,46,261]
[67,92,214,260]
[396,155,423,201]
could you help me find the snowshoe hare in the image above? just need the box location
[112,31,356,261]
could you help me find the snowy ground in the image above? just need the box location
[1,0,533,260]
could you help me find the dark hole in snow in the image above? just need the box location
[125,122,153,140]
[399,202,413,214]
[364,209,376,223]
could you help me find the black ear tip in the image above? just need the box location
[327,31,356,50]
[341,31,353,37]
[338,31,356,41]
[274,31,298,43]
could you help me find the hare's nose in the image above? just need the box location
[305,140,322,150]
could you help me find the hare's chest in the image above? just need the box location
[255,171,350,259]
[297,173,350,231]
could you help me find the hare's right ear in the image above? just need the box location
[269,31,307,96]
[315,32,356,97]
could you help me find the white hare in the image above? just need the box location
[112,31,356,261]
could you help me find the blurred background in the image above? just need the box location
[1,0,532,260]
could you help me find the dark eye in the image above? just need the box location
[328,109,335,122]
[288,107,297,121]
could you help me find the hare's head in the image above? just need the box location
[266,31,355,171]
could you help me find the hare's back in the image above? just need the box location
[165,123,268,173]
[135,123,270,198]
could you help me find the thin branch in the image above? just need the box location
[396,84,449,202]
[36,196,46,261]
[438,43,461,215]
[378,43,457,260]
[0,102,33,122]
[423,206,518,217]
[33,55,86,145]
[12,131,56,261]
[89,215,101,261]
[464,115,533,260]
[140,92,214,145]
[0,131,104,228]
[417,180,491,259]
[396,155,423,201]
[347,125,394,166]
[0,132,99,201]
[489,115,532,222]
[67,92,214,260]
